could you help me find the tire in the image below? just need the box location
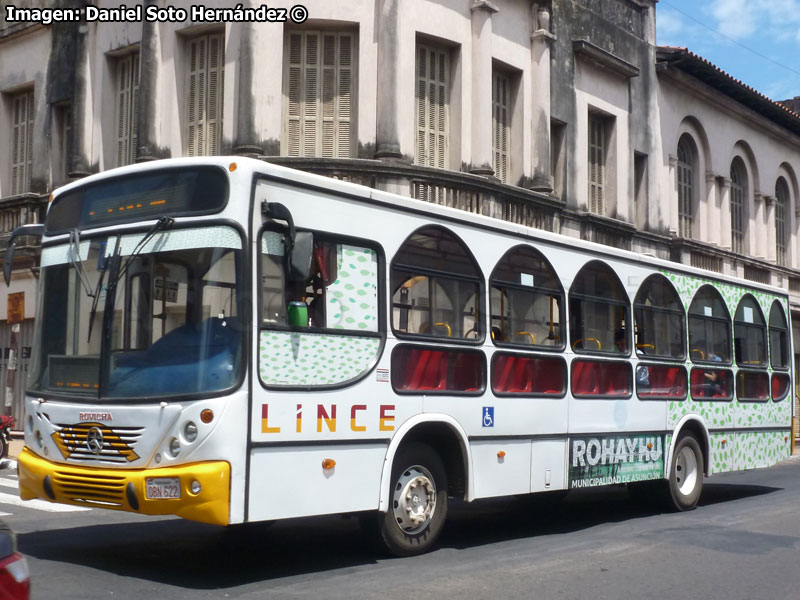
[0,435,7,460]
[376,442,448,557]
[667,434,704,511]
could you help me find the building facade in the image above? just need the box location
[1,0,799,430]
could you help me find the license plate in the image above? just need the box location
[145,477,181,500]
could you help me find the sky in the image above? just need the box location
[655,0,800,102]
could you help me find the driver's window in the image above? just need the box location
[260,230,380,332]
[119,260,188,350]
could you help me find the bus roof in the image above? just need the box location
[49,156,789,300]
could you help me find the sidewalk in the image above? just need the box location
[8,438,22,460]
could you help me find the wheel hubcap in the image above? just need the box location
[392,465,436,535]
[675,446,698,496]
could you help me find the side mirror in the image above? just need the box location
[3,224,44,286]
[262,201,313,282]
[289,231,313,281]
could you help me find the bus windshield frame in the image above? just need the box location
[29,222,246,402]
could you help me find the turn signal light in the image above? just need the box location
[497,451,506,459]
[721,439,727,444]
[229,162,238,172]
[322,458,336,470]
[200,409,214,424]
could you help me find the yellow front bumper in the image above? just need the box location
[18,448,230,526]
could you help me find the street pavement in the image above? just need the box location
[2,440,800,599]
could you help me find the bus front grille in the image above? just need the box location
[52,424,145,464]
[52,471,127,507]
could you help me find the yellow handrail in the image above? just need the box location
[420,322,452,337]
[573,337,601,350]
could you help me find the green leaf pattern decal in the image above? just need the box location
[661,270,791,474]
[259,331,380,386]
[325,245,379,332]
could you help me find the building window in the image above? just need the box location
[551,120,566,198]
[284,31,355,158]
[775,177,789,266]
[54,103,72,184]
[633,152,647,229]
[9,89,34,195]
[115,52,140,166]
[730,159,746,254]
[415,42,449,169]
[677,137,694,238]
[492,70,510,183]
[587,113,606,215]
[185,33,224,157]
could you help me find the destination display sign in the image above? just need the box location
[46,166,228,233]
[568,434,664,488]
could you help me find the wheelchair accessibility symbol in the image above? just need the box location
[482,406,494,428]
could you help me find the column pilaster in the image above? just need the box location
[468,1,498,176]
[528,5,555,191]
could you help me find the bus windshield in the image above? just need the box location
[30,225,243,400]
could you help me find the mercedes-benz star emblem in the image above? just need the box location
[86,427,104,455]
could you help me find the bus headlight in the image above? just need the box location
[168,437,180,458]
[183,422,198,443]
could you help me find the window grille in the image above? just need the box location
[730,162,745,254]
[10,90,34,195]
[588,114,605,215]
[492,71,509,183]
[185,33,224,157]
[677,140,693,238]
[116,53,140,166]
[415,43,449,170]
[285,31,354,158]
[775,178,789,266]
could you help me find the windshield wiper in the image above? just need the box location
[86,243,117,343]
[113,217,175,286]
[86,217,174,343]
[69,229,95,297]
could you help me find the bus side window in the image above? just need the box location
[391,226,483,341]
[569,261,630,355]
[260,230,379,333]
[489,245,564,350]
[633,274,685,361]
[687,286,731,365]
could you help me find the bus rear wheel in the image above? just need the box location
[668,434,704,511]
[377,442,448,557]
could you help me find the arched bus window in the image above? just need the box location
[633,274,685,360]
[769,301,790,370]
[569,261,629,355]
[489,245,564,349]
[769,301,791,402]
[391,226,483,341]
[733,295,766,367]
[687,286,731,364]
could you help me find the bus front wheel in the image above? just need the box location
[377,442,448,557]
[668,434,704,511]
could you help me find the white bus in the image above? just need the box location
[5,157,793,556]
